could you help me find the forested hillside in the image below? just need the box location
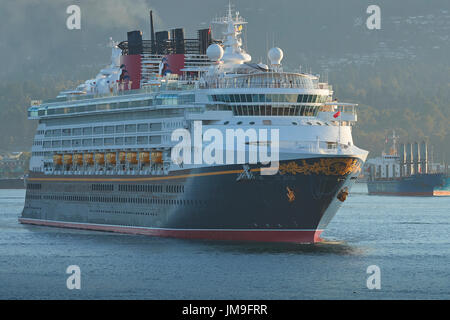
[331,61,450,162]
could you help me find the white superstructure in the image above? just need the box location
[27,7,368,176]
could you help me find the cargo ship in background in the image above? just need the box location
[19,5,368,243]
[366,132,449,196]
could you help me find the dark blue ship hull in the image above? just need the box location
[367,173,447,196]
[20,156,363,243]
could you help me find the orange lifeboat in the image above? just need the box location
[106,153,116,165]
[127,152,138,164]
[151,151,163,164]
[74,154,83,165]
[139,152,150,164]
[53,154,62,165]
[63,154,73,165]
[118,152,126,164]
[84,153,94,165]
[95,153,105,165]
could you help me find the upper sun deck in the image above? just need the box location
[28,70,333,119]
[201,71,331,91]
[27,7,346,122]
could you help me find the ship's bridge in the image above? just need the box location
[202,71,323,90]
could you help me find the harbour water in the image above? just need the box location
[0,184,449,299]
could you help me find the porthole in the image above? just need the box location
[292,122,298,125]
[249,121,255,125]
[224,121,229,125]
[237,121,242,125]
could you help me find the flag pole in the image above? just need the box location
[338,113,341,153]
[337,104,341,153]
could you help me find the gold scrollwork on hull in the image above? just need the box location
[279,158,362,176]
[286,187,295,202]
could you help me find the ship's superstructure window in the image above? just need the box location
[115,137,124,145]
[150,136,161,144]
[137,136,148,144]
[219,105,319,116]
[94,126,103,134]
[116,125,124,133]
[125,124,136,133]
[73,128,82,136]
[150,123,162,131]
[125,136,136,144]
[27,183,42,190]
[105,126,115,134]
[91,184,114,191]
[210,94,328,104]
[83,127,92,135]
[30,94,197,118]
[137,123,149,132]
[62,140,71,147]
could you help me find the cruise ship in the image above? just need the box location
[20,7,368,243]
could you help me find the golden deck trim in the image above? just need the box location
[279,158,362,176]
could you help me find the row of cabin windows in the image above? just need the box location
[40,194,205,206]
[44,123,162,137]
[91,184,114,191]
[210,94,329,104]
[91,209,157,216]
[27,183,42,190]
[119,184,162,192]
[35,94,194,117]
[117,184,184,193]
[33,140,43,146]
[25,194,41,200]
[29,184,182,194]
[206,104,320,117]
[42,136,162,148]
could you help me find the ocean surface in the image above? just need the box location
[0,184,449,299]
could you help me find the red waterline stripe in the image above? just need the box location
[18,218,323,243]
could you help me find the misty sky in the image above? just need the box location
[0,0,449,81]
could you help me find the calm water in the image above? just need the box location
[0,184,449,299]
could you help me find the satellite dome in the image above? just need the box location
[268,47,284,65]
[207,44,224,62]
